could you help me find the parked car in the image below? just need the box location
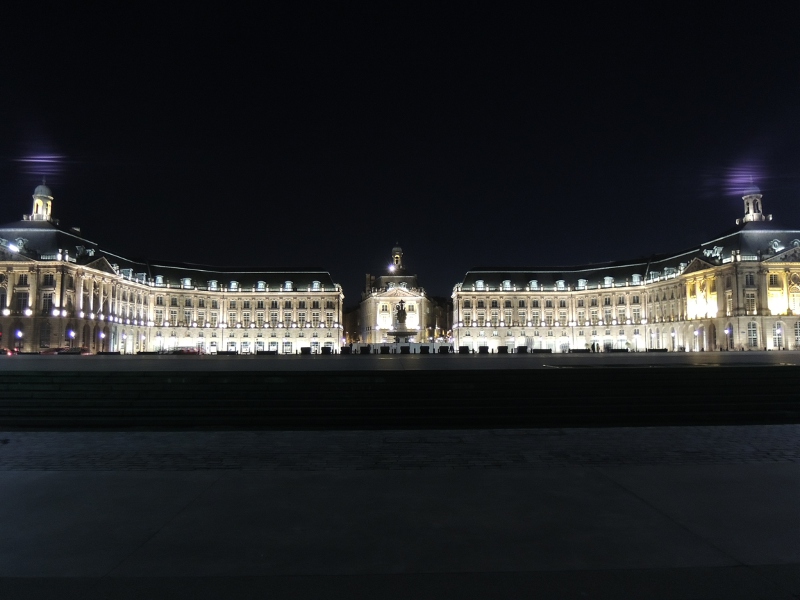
[0,347,16,356]
[58,347,91,355]
[40,347,69,355]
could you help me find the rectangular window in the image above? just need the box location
[270,312,278,326]
[604,308,612,324]
[211,300,219,309]
[184,310,192,324]
[745,273,755,286]
[155,309,164,324]
[271,300,279,309]
[18,274,28,286]
[42,292,53,313]
[518,309,526,324]
[256,312,264,327]
[517,300,525,308]
[184,298,192,307]
[298,301,306,309]
[326,301,335,309]
[198,299,205,308]
[577,299,584,308]
[325,312,334,327]
[211,312,218,327]
[198,311,205,324]
[42,274,55,287]
[284,301,292,309]
[311,312,320,327]
[745,292,756,314]
[298,312,306,326]
[632,308,641,323]
[769,274,780,287]
[169,310,178,326]
[284,311,292,326]
[243,300,251,309]
[257,300,264,309]
[15,292,28,312]
[229,311,237,325]
[229,300,237,309]
[463,310,471,324]
[312,300,320,309]
[726,292,733,316]
[559,311,567,325]
[243,312,251,327]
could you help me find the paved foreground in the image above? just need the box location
[2,426,799,599]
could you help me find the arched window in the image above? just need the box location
[773,322,784,349]
[39,321,51,348]
[747,322,758,348]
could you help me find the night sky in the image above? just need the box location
[2,5,800,306]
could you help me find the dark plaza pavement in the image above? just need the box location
[1,353,799,599]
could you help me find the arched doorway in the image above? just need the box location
[708,323,716,351]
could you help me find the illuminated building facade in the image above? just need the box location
[353,246,444,345]
[453,187,800,352]
[0,184,343,353]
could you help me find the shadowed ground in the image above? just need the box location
[1,354,798,598]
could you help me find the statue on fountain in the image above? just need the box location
[396,300,407,326]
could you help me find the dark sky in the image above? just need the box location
[2,5,800,306]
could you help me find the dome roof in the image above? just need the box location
[392,245,402,254]
[33,182,52,198]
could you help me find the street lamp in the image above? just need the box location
[723,328,730,351]
[777,327,782,351]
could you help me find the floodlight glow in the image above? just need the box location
[24,308,32,316]
[7,244,19,253]
[2,308,9,316]
[52,309,60,316]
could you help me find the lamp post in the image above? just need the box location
[723,328,730,351]
[693,329,699,352]
[777,327,782,351]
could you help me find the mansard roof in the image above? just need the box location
[459,219,800,290]
[0,218,338,291]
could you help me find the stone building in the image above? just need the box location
[0,183,344,354]
[452,187,800,353]
[353,246,447,346]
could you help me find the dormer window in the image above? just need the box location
[230,281,238,291]
[256,281,266,292]
[604,276,614,287]
[502,280,511,291]
[284,281,293,291]
[208,280,218,291]
[529,280,538,290]
[182,277,192,289]
[387,282,395,289]
[556,280,566,291]
[155,275,164,286]
[399,282,407,289]
[631,274,642,284]
[475,280,485,291]
[312,280,321,291]
[577,279,587,288]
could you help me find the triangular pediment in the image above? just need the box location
[375,287,420,298]
[680,257,715,275]
[85,256,119,275]
[765,245,800,263]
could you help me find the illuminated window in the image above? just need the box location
[745,292,756,314]
[747,322,758,347]
[769,274,780,287]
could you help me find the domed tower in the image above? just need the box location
[31,179,53,221]
[390,245,403,271]
[741,183,766,223]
